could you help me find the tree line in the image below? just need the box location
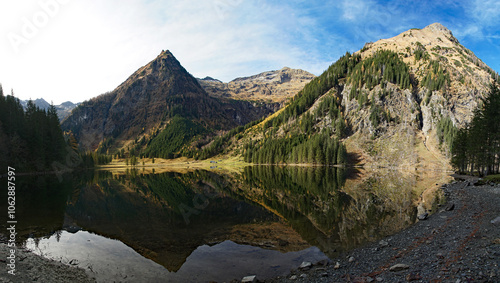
[243,129,347,165]
[0,85,111,172]
[348,50,411,95]
[452,82,500,175]
[0,86,67,171]
[267,52,360,130]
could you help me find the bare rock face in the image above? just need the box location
[198,67,315,104]
[341,23,496,168]
[357,23,493,132]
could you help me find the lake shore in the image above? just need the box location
[0,243,95,283]
[1,175,498,283]
[265,175,500,283]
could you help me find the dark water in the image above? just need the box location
[0,167,449,282]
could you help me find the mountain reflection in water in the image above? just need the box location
[1,166,450,282]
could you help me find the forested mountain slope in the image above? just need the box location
[61,51,274,157]
[216,23,496,168]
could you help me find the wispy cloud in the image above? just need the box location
[341,0,370,21]
[0,0,339,103]
[470,0,500,27]
[450,0,500,64]
[0,0,499,104]
[453,0,500,40]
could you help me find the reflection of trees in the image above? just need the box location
[0,173,78,243]
[240,166,348,233]
[15,167,450,272]
[230,166,351,256]
[233,166,446,257]
[337,171,417,250]
[65,170,278,272]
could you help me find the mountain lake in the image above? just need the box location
[1,166,452,282]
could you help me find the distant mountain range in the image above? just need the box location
[198,67,315,104]
[19,98,79,121]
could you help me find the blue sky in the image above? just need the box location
[0,0,499,104]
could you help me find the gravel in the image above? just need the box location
[266,176,500,283]
[0,244,95,283]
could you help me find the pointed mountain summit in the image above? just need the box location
[113,50,206,101]
[62,50,273,152]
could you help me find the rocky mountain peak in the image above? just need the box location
[337,24,497,167]
[159,49,174,57]
[19,98,78,120]
[423,22,458,43]
[358,23,493,97]
[112,49,203,102]
[62,49,275,151]
[200,76,222,83]
[198,67,315,103]
[424,23,453,36]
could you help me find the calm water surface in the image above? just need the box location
[1,167,450,282]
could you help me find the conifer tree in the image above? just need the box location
[451,81,500,175]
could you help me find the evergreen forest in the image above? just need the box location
[452,82,500,176]
[0,86,67,171]
[0,85,110,172]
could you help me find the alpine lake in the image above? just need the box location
[1,165,452,282]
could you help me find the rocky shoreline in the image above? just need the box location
[265,176,500,283]
[0,243,95,283]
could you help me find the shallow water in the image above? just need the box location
[25,231,326,282]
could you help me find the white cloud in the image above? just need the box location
[453,0,500,42]
[1,0,499,105]
[471,0,500,26]
[0,0,334,104]
[454,24,483,39]
[341,0,370,21]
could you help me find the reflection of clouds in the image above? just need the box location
[25,231,326,282]
[25,231,171,282]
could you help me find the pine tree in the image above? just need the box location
[336,143,346,164]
